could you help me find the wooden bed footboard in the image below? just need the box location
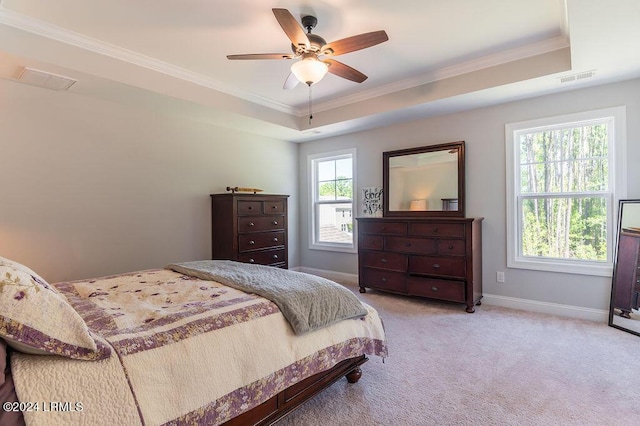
[223,355,368,425]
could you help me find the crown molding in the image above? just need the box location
[0,7,297,115]
[298,35,570,117]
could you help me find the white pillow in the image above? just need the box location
[0,256,109,360]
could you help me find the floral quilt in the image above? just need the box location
[11,267,387,426]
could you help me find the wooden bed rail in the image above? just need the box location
[224,355,368,425]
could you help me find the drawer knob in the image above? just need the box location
[433,264,440,269]
[431,286,438,292]
[249,259,255,263]
[448,245,454,250]
[249,240,255,245]
[381,258,387,263]
[433,227,439,233]
[272,205,278,210]
[273,237,279,242]
[249,222,255,227]
[381,277,387,282]
[273,221,278,225]
[405,242,412,247]
[248,206,253,210]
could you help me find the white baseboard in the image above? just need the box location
[480,293,609,322]
[293,267,359,286]
[293,267,609,323]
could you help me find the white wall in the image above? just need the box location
[298,78,640,313]
[0,79,299,282]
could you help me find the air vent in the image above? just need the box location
[17,67,77,91]
[559,70,596,84]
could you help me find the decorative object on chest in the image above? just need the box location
[226,186,264,194]
[211,193,289,269]
[357,217,483,312]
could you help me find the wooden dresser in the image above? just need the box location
[613,229,640,318]
[211,193,289,268]
[357,217,483,312]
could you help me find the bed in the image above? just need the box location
[0,256,387,426]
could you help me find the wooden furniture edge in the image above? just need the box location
[223,355,368,425]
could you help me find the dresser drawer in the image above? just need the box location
[437,239,466,255]
[409,222,465,238]
[408,255,467,279]
[238,248,285,265]
[360,235,383,250]
[361,268,406,292]
[361,251,407,272]
[237,201,263,215]
[385,236,436,254]
[264,200,285,214]
[360,221,407,235]
[407,276,465,302]
[238,232,285,252]
[238,215,285,233]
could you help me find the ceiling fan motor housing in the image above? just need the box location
[291,16,326,55]
[291,33,326,55]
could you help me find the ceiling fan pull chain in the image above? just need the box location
[308,84,313,124]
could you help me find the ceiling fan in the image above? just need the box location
[227,8,389,89]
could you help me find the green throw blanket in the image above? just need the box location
[167,260,368,335]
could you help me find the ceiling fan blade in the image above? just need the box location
[322,30,388,56]
[283,72,299,90]
[272,8,310,50]
[323,59,368,83]
[227,53,294,60]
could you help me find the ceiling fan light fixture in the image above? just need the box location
[291,58,328,86]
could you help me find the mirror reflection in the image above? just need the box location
[383,141,465,217]
[610,200,640,336]
[388,150,458,211]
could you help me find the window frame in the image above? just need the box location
[308,148,357,253]
[505,106,627,276]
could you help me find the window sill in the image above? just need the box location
[309,243,357,254]
[507,257,613,277]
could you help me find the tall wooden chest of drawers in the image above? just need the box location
[613,230,640,318]
[357,217,483,312]
[211,193,289,268]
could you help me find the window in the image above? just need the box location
[506,107,626,276]
[308,149,356,252]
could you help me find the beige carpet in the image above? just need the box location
[277,285,640,426]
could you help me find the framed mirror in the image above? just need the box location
[383,141,465,217]
[609,199,640,336]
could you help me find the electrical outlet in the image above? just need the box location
[496,271,505,283]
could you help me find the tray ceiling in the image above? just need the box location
[0,0,638,141]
